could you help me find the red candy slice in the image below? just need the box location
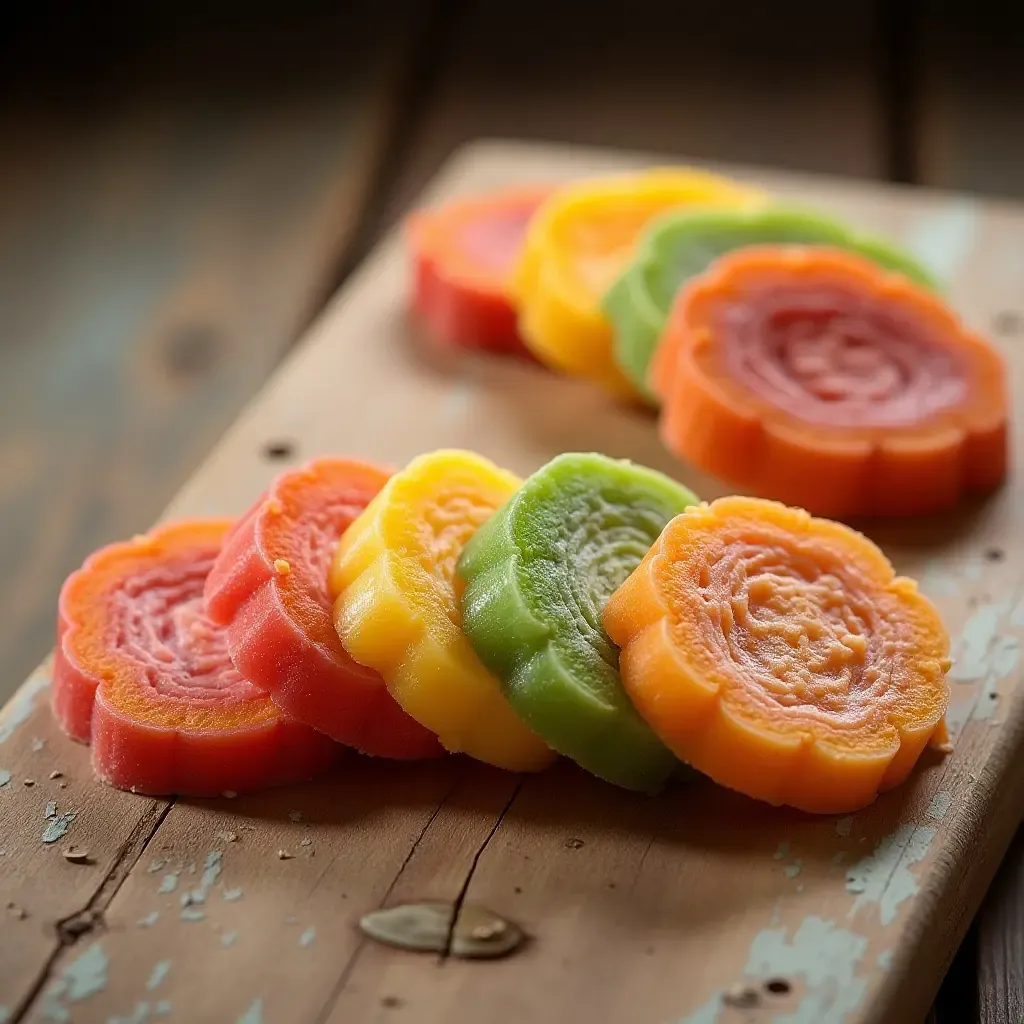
[204,458,443,759]
[53,520,338,796]
[407,184,551,357]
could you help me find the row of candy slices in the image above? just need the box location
[408,172,1008,519]
[53,449,951,815]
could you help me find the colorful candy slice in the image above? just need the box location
[603,206,940,404]
[407,184,552,358]
[513,169,765,398]
[457,453,698,791]
[204,458,442,760]
[603,497,951,813]
[53,520,339,796]
[653,246,1007,518]
[329,450,553,772]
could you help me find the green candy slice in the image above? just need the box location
[603,206,941,404]
[457,452,698,792]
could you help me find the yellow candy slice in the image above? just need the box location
[513,169,765,398]
[329,450,553,772]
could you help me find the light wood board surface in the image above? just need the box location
[3,140,1024,1024]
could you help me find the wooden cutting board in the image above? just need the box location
[2,140,1024,1024]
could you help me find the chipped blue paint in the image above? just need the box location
[876,950,894,972]
[31,737,45,752]
[0,672,49,745]
[784,860,803,880]
[65,943,109,1000]
[42,810,77,844]
[773,841,791,860]
[0,1005,9,1023]
[109,1000,152,1024]
[147,859,166,874]
[299,926,316,948]
[180,907,206,922]
[237,997,263,1024]
[155,1001,172,1016]
[951,600,1011,683]
[973,635,1020,721]
[221,931,238,947]
[836,816,854,838]
[158,874,179,894]
[223,887,244,902]
[903,201,978,283]
[676,917,870,1024]
[927,792,953,821]
[147,961,171,991]
[846,824,936,926]
[0,770,10,789]
[676,993,723,1024]
[138,911,160,928]
[45,801,57,819]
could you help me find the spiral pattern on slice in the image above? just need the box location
[457,453,698,791]
[53,520,338,795]
[654,246,1007,517]
[603,497,951,813]
[329,450,553,772]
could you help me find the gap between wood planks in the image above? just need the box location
[12,799,173,1021]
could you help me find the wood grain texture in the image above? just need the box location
[374,0,890,238]
[4,141,1024,1023]
[0,3,422,707]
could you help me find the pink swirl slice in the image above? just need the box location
[652,247,1007,517]
[53,520,339,795]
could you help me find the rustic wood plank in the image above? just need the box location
[913,5,1024,198]
[374,0,889,236]
[5,141,1024,1023]
[0,3,422,706]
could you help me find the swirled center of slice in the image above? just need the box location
[698,541,886,717]
[113,559,258,705]
[715,283,967,427]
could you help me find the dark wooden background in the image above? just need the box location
[1,3,1021,1020]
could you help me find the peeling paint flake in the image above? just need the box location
[147,960,171,991]
[0,770,10,789]
[846,824,936,925]
[784,860,803,879]
[927,792,953,821]
[773,841,790,860]
[138,911,160,928]
[835,816,854,837]
[158,873,179,894]
[180,907,206,922]
[45,801,57,819]
[221,931,238,948]
[223,887,244,902]
[42,810,77,844]
[43,941,109,1021]
[237,997,263,1024]
[155,1000,172,1016]
[677,917,870,1024]
[299,926,316,948]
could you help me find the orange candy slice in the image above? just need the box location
[514,169,765,398]
[53,520,339,795]
[603,497,952,814]
[653,246,1008,517]
[407,184,552,357]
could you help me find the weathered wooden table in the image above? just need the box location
[2,4,1024,1021]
